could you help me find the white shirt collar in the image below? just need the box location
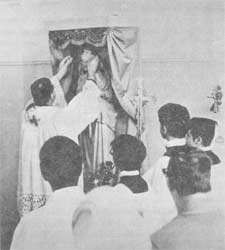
[198,146,211,151]
[165,138,186,148]
[47,186,83,205]
[119,170,139,178]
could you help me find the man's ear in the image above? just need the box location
[50,92,55,102]
[162,125,167,135]
[40,166,50,182]
[194,136,203,146]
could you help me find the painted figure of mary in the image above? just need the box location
[77,44,118,191]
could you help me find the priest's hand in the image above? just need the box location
[56,56,73,81]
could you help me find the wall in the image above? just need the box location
[0,0,224,249]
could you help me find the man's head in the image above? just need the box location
[31,78,55,106]
[110,134,146,172]
[81,43,98,63]
[158,103,190,140]
[40,136,82,191]
[186,117,218,148]
[164,150,211,198]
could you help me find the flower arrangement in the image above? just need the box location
[86,161,118,191]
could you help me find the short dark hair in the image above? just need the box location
[111,134,146,171]
[40,136,82,190]
[158,103,190,138]
[187,117,218,146]
[166,150,211,196]
[82,43,98,56]
[31,78,54,106]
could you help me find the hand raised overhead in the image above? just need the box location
[56,56,73,80]
[59,56,73,70]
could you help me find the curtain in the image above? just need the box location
[107,27,139,135]
[49,27,140,117]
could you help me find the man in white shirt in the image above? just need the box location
[143,103,190,230]
[11,136,85,250]
[151,150,225,250]
[110,134,158,234]
[186,117,224,210]
[72,185,151,250]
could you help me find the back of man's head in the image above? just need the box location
[187,117,217,147]
[40,136,82,191]
[31,77,53,106]
[111,134,146,171]
[158,103,190,139]
[166,150,211,196]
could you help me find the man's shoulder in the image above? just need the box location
[151,216,183,249]
[21,206,47,223]
[143,155,170,186]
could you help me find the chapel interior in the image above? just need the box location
[0,0,224,249]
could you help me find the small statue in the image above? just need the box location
[208,85,223,113]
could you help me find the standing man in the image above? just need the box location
[143,103,190,230]
[11,136,85,250]
[18,56,101,216]
[152,150,225,250]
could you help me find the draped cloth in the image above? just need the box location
[49,27,139,120]
[49,27,140,192]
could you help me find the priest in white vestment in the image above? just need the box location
[17,56,101,216]
[11,136,85,250]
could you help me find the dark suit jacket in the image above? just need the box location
[151,209,225,250]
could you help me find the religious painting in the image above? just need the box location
[49,27,141,192]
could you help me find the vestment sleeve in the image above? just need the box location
[54,80,100,142]
[50,76,67,108]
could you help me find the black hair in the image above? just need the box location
[158,103,190,138]
[166,150,211,196]
[111,134,146,171]
[187,117,218,147]
[31,78,54,106]
[40,136,82,190]
[82,43,98,56]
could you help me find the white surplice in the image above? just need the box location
[73,185,152,250]
[11,186,85,250]
[114,183,158,235]
[142,139,187,232]
[17,79,100,216]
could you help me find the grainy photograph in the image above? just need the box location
[1,0,225,250]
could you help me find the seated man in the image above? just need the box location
[151,150,225,250]
[186,117,224,208]
[11,136,85,250]
[111,134,158,234]
[18,56,101,216]
[72,185,151,250]
[143,103,190,229]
